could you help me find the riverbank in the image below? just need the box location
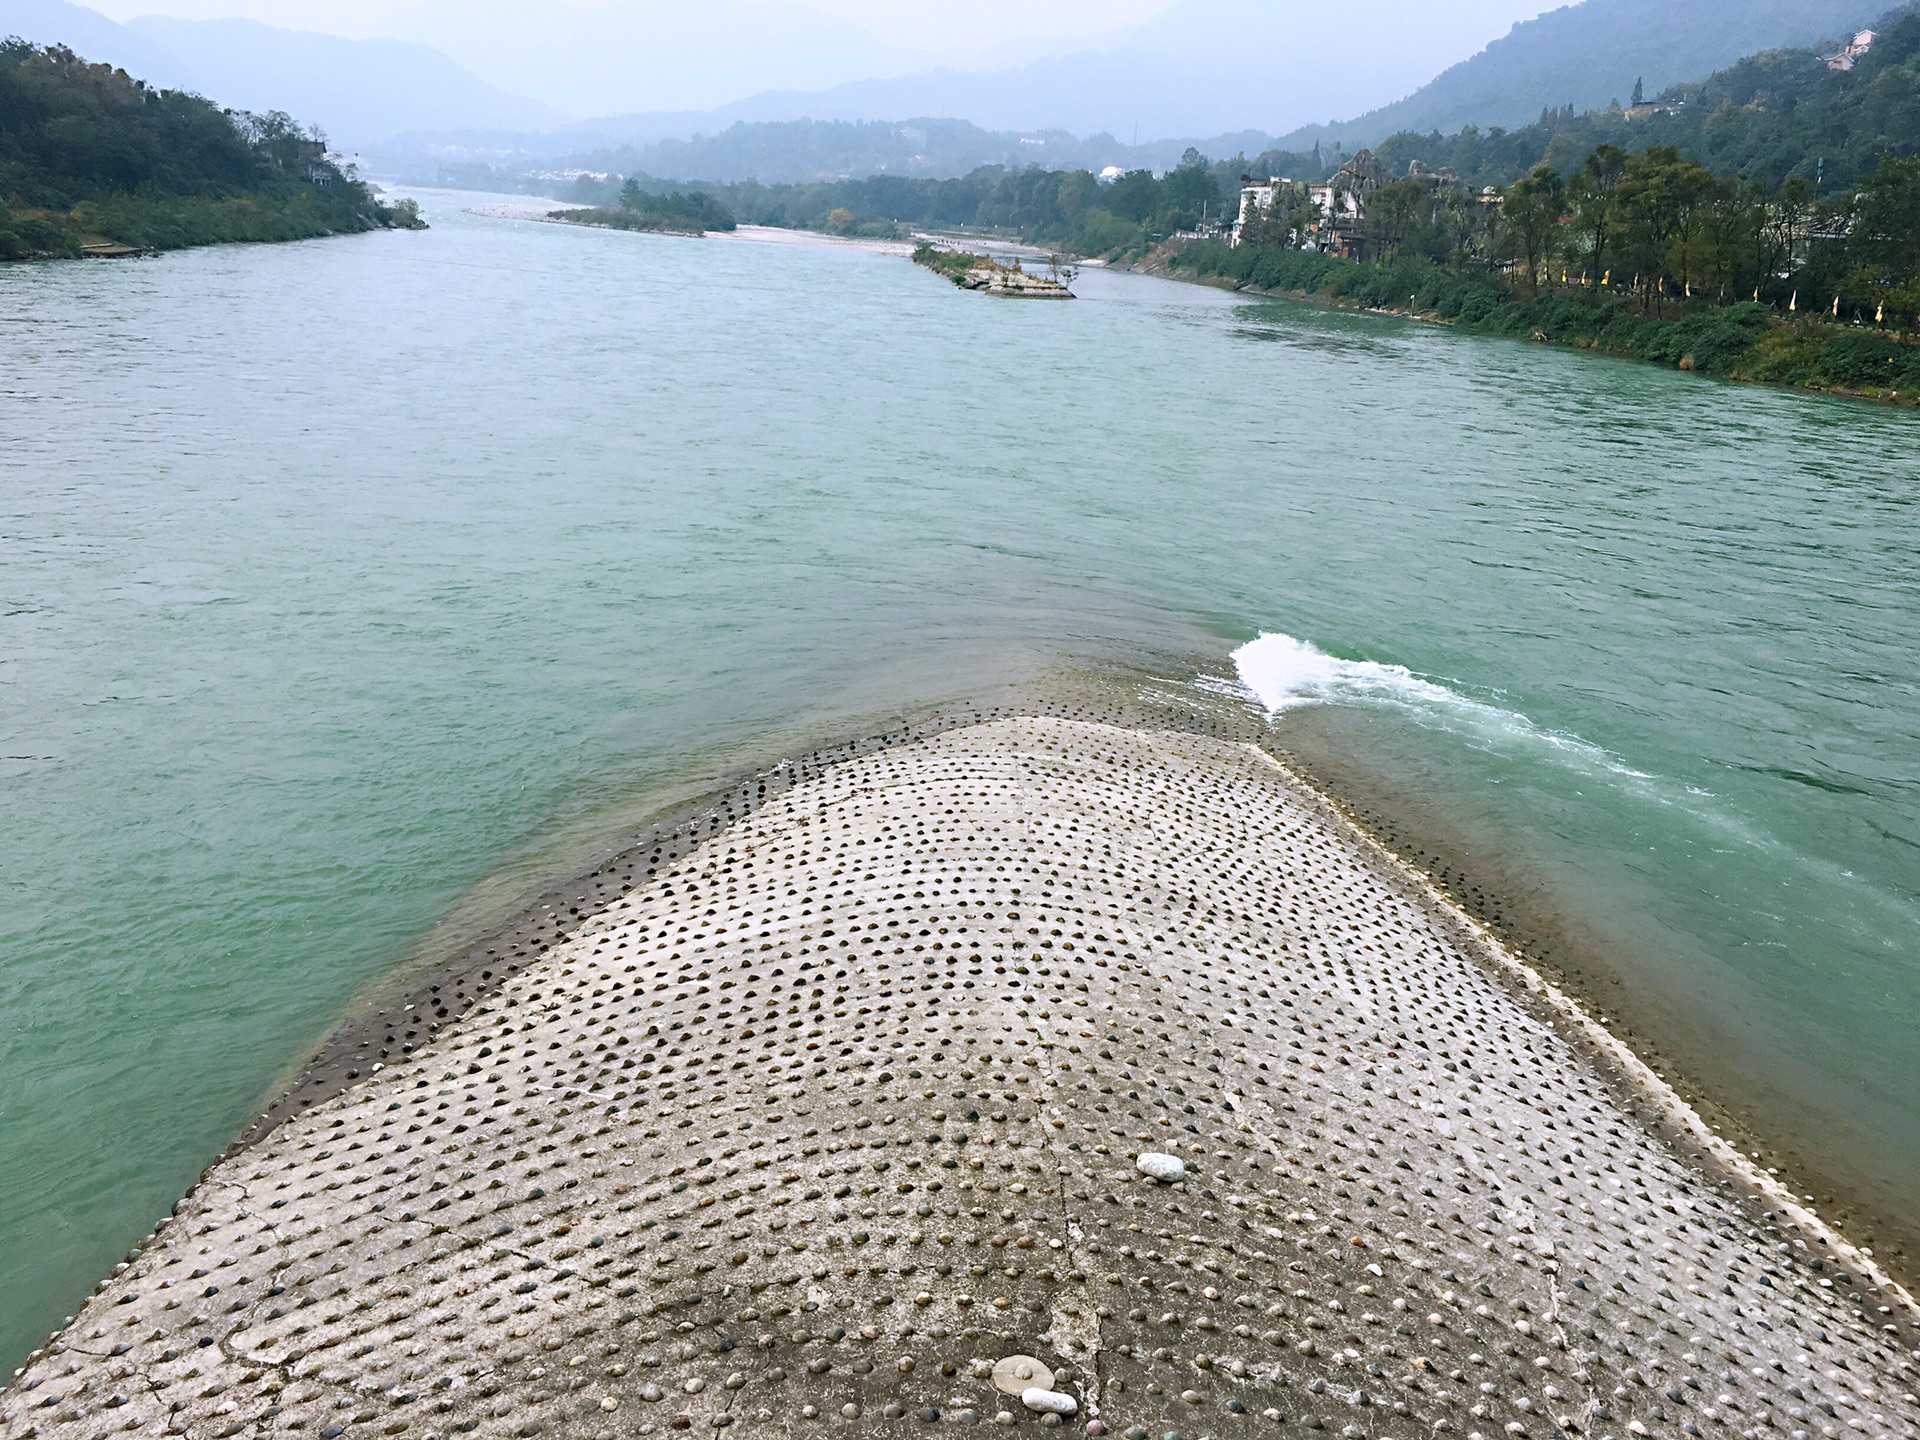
[7,712,1917,1437]
[1138,243,1920,408]
[719,223,916,257]
[0,191,417,261]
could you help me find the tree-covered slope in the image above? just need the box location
[1282,0,1901,153]
[0,41,412,259]
[1323,8,1920,196]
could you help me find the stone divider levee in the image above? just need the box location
[6,719,1916,1440]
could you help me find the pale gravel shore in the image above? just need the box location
[6,718,1917,1440]
[717,225,917,258]
[464,212,1070,266]
[464,205,590,223]
[464,213,918,255]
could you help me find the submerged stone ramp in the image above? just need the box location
[8,718,1917,1440]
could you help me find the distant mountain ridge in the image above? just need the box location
[427,117,1283,187]
[462,0,1896,156]
[560,0,1534,143]
[376,0,1905,184]
[0,0,556,146]
[1271,0,1898,153]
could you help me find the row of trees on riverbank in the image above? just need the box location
[1212,8,1920,336]
[1357,144,1920,324]
[1173,133,1920,399]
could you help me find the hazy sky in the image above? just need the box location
[79,0,1543,67]
[81,0,1183,53]
[764,0,1181,53]
[65,0,1557,122]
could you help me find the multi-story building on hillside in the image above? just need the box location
[1233,150,1388,256]
[1824,28,1877,70]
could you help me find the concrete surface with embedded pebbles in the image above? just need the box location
[7,718,1920,1440]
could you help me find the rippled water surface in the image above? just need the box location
[3,192,1917,1365]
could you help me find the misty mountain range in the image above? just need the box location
[0,0,1899,180]
[0,0,559,142]
[1272,0,1898,153]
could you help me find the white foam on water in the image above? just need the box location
[1227,631,1654,784]
[1233,632,1449,714]
[1221,632,1919,941]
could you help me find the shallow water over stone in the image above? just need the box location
[1,189,1917,1370]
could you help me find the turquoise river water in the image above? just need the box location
[2,192,1917,1369]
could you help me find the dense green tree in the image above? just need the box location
[1693,177,1768,301]
[1769,175,1817,278]
[1566,143,1627,278]
[1364,179,1434,263]
[1435,189,1489,266]
[1160,149,1223,227]
[1610,147,1717,304]
[1104,170,1161,224]
[1840,155,1920,319]
[1497,166,1565,294]
[1243,183,1321,251]
[1055,168,1100,224]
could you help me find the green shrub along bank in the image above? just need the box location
[554,182,738,236]
[0,41,415,259]
[0,196,80,256]
[1172,239,1920,399]
[909,242,984,282]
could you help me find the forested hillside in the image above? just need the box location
[0,41,414,259]
[1352,7,1920,193]
[1283,0,1900,151]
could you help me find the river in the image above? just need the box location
[2,190,1916,1368]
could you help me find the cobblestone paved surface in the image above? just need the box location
[7,720,1917,1440]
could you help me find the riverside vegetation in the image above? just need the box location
[1173,142,1920,399]
[1166,10,1920,399]
[549,176,737,236]
[571,157,1222,259]
[0,41,419,260]
[584,9,1920,399]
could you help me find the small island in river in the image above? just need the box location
[549,181,738,237]
[913,241,1075,298]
